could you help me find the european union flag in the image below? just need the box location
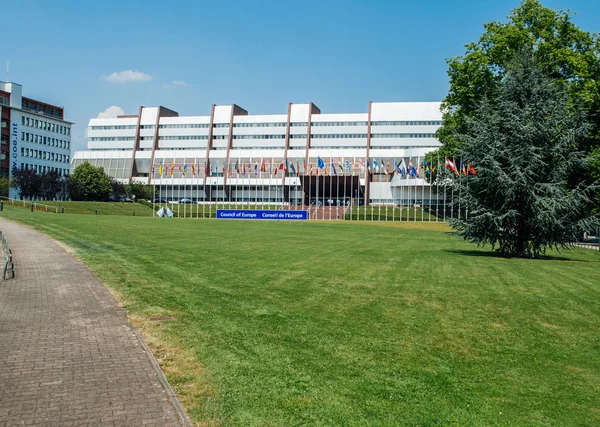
[317,157,325,169]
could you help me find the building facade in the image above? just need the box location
[73,102,443,205]
[0,81,72,198]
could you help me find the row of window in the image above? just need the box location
[372,121,442,126]
[90,133,436,144]
[21,132,71,149]
[90,120,442,132]
[234,122,286,128]
[20,147,70,163]
[90,125,137,130]
[21,116,70,135]
[160,124,209,129]
[89,137,134,141]
[19,163,69,175]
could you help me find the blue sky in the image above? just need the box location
[3,0,599,151]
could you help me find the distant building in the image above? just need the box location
[73,102,442,205]
[0,81,72,198]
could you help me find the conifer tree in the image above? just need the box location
[451,51,598,257]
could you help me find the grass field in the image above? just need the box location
[2,205,600,426]
[2,200,154,216]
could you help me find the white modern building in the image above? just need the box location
[1,81,72,199]
[73,102,443,206]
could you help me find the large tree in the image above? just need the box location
[10,168,42,200]
[436,0,600,171]
[451,50,598,258]
[39,170,64,200]
[69,162,112,201]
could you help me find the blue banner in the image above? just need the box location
[216,209,308,221]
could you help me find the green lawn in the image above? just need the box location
[2,200,154,216]
[2,205,600,426]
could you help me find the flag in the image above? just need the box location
[235,159,240,174]
[182,164,187,176]
[191,163,196,176]
[296,160,301,175]
[317,156,325,170]
[445,157,457,174]
[254,161,259,175]
[170,160,175,176]
[338,159,344,175]
[331,160,337,176]
[289,160,296,175]
[178,162,182,173]
[399,159,407,175]
[260,158,266,172]
[159,161,163,177]
[242,161,246,176]
[345,159,352,174]
[467,160,477,175]
[424,159,430,175]
[461,160,466,176]
[215,160,219,176]
[409,158,416,176]
[373,159,379,173]
[367,160,372,174]
[386,160,391,176]
[157,207,165,217]
[165,207,174,218]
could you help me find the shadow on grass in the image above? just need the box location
[443,248,579,262]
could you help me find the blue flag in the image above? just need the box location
[317,157,325,169]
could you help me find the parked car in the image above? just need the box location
[582,230,599,243]
[118,196,133,203]
[179,198,193,204]
[153,198,167,203]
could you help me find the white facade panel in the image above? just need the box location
[370,102,442,121]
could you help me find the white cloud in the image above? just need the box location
[102,70,152,83]
[96,106,125,119]
[162,79,190,88]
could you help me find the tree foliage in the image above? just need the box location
[0,177,10,196]
[435,0,600,160]
[451,51,598,258]
[10,168,43,199]
[69,162,112,201]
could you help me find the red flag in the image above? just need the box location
[445,157,457,174]
[467,160,477,175]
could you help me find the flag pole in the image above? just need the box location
[152,162,155,217]
[421,157,425,222]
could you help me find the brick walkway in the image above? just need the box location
[0,219,189,427]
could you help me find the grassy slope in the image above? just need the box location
[2,205,599,426]
[4,201,155,216]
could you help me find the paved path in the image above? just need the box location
[0,219,189,427]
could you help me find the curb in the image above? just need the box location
[129,325,193,427]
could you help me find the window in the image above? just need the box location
[22,117,25,125]
[213,123,229,128]
[290,122,308,127]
